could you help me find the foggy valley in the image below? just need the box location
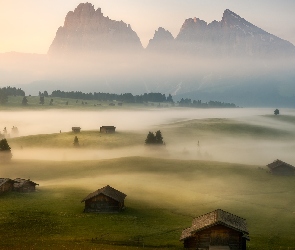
[1,1,295,249]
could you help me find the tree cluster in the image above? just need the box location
[145,130,165,145]
[178,98,236,108]
[0,87,26,105]
[50,90,174,103]
[274,109,280,115]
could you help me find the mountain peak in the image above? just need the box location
[147,27,174,51]
[48,3,142,56]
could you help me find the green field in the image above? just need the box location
[9,131,144,149]
[1,111,295,249]
[1,157,295,249]
[0,96,171,110]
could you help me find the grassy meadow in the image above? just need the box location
[0,96,170,110]
[1,158,295,249]
[1,107,295,249]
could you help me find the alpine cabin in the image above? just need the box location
[72,127,81,133]
[100,126,116,133]
[180,209,250,250]
[13,178,39,192]
[81,185,126,213]
[267,159,295,175]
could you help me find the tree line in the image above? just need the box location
[0,87,25,104]
[50,90,173,103]
[179,98,236,108]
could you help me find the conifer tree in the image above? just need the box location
[73,136,80,147]
[0,139,12,161]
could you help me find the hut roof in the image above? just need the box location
[100,126,116,129]
[180,209,249,241]
[0,178,14,187]
[267,159,295,170]
[13,178,39,188]
[81,185,126,203]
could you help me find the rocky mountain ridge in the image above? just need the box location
[48,3,142,55]
[148,9,295,57]
[48,3,295,58]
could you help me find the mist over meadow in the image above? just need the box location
[2,108,295,165]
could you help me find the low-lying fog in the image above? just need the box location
[1,108,295,166]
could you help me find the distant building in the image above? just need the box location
[72,127,81,133]
[100,126,116,133]
[0,178,14,193]
[180,209,250,250]
[109,103,115,106]
[13,178,39,192]
[267,159,295,175]
[81,185,126,213]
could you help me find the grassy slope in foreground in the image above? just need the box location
[0,157,295,249]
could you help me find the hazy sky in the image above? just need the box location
[1,0,295,54]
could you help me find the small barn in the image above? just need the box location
[72,127,81,133]
[81,185,126,213]
[13,178,39,192]
[180,209,250,250]
[267,159,295,175]
[0,178,14,193]
[100,126,116,133]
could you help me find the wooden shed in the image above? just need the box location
[81,185,126,213]
[267,159,295,175]
[13,178,39,192]
[0,178,15,193]
[100,126,116,133]
[180,209,250,250]
[72,127,81,133]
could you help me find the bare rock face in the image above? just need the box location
[147,27,174,52]
[48,3,142,56]
[174,9,295,58]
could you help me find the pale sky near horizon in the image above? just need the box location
[1,0,295,54]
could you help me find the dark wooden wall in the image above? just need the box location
[14,183,36,192]
[271,166,294,176]
[84,193,123,213]
[183,225,246,250]
[0,182,13,193]
[100,127,116,133]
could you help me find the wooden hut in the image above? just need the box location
[81,185,126,213]
[180,209,250,250]
[0,178,14,193]
[100,126,116,133]
[13,178,39,192]
[72,127,81,133]
[267,159,295,175]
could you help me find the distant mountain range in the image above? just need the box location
[1,2,295,107]
[49,3,295,58]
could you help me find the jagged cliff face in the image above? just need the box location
[49,4,294,59]
[146,27,174,52]
[149,9,295,58]
[48,3,142,56]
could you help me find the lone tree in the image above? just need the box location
[0,139,12,162]
[73,136,80,147]
[39,95,44,105]
[145,130,165,145]
[274,109,280,115]
[22,96,28,106]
